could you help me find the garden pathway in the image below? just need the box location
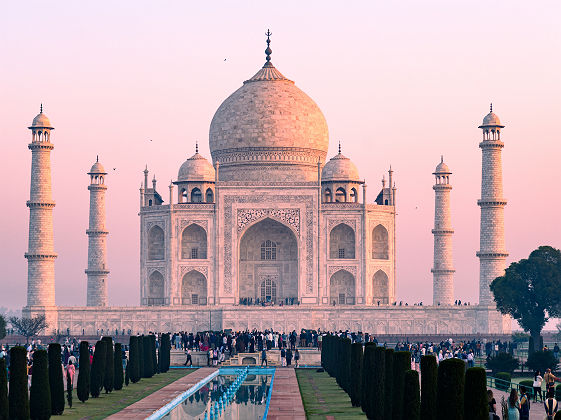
[267,368,306,420]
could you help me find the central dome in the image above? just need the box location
[209,45,329,182]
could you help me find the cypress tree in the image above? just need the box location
[420,355,437,420]
[349,342,363,407]
[361,342,376,415]
[403,370,420,420]
[102,337,114,393]
[150,335,157,375]
[128,336,140,383]
[113,343,124,391]
[464,367,488,420]
[30,349,51,420]
[371,346,386,420]
[138,335,145,379]
[384,348,394,420]
[124,361,130,386]
[77,341,90,403]
[393,351,411,420]
[65,370,72,409]
[163,333,171,372]
[90,340,106,398]
[341,338,352,394]
[437,358,465,420]
[8,346,29,420]
[48,343,64,415]
[0,358,8,420]
[142,336,154,379]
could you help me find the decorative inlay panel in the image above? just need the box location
[179,265,209,279]
[328,265,358,278]
[327,219,357,232]
[177,219,209,236]
[146,220,165,231]
[237,208,300,234]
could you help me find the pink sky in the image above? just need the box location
[1,1,560,311]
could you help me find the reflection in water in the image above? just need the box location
[162,374,272,420]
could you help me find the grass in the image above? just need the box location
[296,369,366,419]
[60,368,195,419]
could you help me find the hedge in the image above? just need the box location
[161,333,171,373]
[384,348,394,420]
[128,336,141,383]
[138,335,145,379]
[420,355,437,420]
[150,335,158,375]
[494,372,511,391]
[403,370,420,420]
[437,358,466,420]
[8,346,29,420]
[66,369,73,409]
[0,358,8,420]
[102,337,114,393]
[142,335,154,379]
[114,343,124,391]
[77,341,90,403]
[371,346,386,420]
[361,343,375,416]
[393,351,411,420]
[349,342,363,407]
[90,340,107,398]
[48,343,65,415]
[556,384,561,401]
[30,349,51,420]
[464,367,488,420]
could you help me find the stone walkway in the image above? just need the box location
[106,367,216,419]
[266,368,306,420]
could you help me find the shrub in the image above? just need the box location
[486,352,519,374]
[150,335,158,375]
[361,342,376,415]
[102,336,114,393]
[437,358,466,420]
[464,367,488,420]
[384,349,394,420]
[77,341,90,403]
[393,351,411,420]
[420,355,437,420]
[90,340,107,398]
[66,370,73,409]
[526,351,559,374]
[556,384,561,401]
[8,346,29,420]
[129,336,140,383]
[125,360,130,386]
[556,411,561,420]
[371,346,385,420]
[0,358,8,420]
[494,372,511,391]
[403,370,420,420]
[138,335,145,379]
[114,343,124,391]
[349,342,363,407]
[30,349,51,420]
[143,335,154,379]
[48,343,65,415]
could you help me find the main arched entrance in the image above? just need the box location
[239,218,298,304]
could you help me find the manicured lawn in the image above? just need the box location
[60,368,195,420]
[296,369,366,419]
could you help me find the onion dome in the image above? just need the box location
[178,146,215,182]
[433,156,451,175]
[322,144,360,182]
[89,157,107,175]
[29,104,53,129]
[479,103,504,128]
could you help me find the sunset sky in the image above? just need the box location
[1,1,560,317]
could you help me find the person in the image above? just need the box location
[533,370,543,402]
[294,349,300,368]
[508,388,520,420]
[66,360,76,388]
[183,349,192,366]
[286,348,292,367]
[544,368,559,395]
[281,347,286,367]
[261,348,267,366]
[487,389,497,416]
[519,386,530,420]
[544,388,558,420]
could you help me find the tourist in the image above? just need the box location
[518,386,530,420]
[66,360,76,388]
[183,349,192,366]
[544,388,558,420]
[294,349,300,368]
[281,347,286,367]
[261,348,267,366]
[508,388,520,420]
[533,370,543,402]
[286,348,292,367]
[488,389,498,420]
[544,368,559,395]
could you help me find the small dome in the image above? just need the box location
[177,152,215,182]
[30,110,53,129]
[479,104,504,128]
[322,152,360,182]
[89,161,106,174]
[434,157,451,174]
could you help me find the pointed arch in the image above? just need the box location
[191,187,202,203]
[324,188,332,203]
[373,270,389,304]
[147,225,165,260]
[181,224,207,259]
[372,224,389,259]
[329,223,355,259]
[350,187,358,202]
[335,187,346,202]
[181,270,207,305]
[147,271,164,305]
[329,269,355,305]
[205,188,214,203]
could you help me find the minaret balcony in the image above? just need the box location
[26,200,55,208]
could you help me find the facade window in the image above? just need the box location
[191,248,198,259]
[338,248,345,259]
[260,278,277,302]
[191,188,202,203]
[260,240,277,260]
[339,293,346,304]
[191,294,199,305]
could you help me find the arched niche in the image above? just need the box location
[329,269,355,305]
[372,224,389,259]
[372,270,389,304]
[181,270,207,305]
[147,225,165,260]
[329,223,355,259]
[181,224,207,259]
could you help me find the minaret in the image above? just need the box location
[25,105,57,308]
[86,157,109,306]
[431,156,455,305]
[477,104,508,306]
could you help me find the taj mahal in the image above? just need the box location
[22,34,511,336]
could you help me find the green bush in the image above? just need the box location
[403,370,420,420]
[8,346,29,420]
[349,342,363,407]
[420,355,437,420]
[150,335,157,375]
[494,372,511,391]
[128,336,140,383]
[393,351,411,420]
[0,358,9,420]
[464,367,487,420]
[90,340,106,398]
[102,337,114,393]
[77,341,90,403]
[113,343,124,391]
[138,335,145,379]
[486,352,519,374]
[30,349,51,420]
[360,342,376,416]
[142,336,154,379]
[66,370,72,409]
[48,343,65,415]
[124,360,130,386]
[370,346,385,420]
[384,348,394,420]
[437,358,466,420]
[556,411,561,420]
[526,351,559,374]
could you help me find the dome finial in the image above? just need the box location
[338,141,341,154]
[40,103,43,113]
[265,29,272,64]
[195,141,199,154]
[441,155,443,163]
[96,155,99,163]
[490,103,493,113]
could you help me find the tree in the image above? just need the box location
[392,351,411,420]
[66,370,72,409]
[464,367,488,420]
[77,341,90,403]
[150,335,157,375]
[102,337,114,393]
[361,343,376,416]
[0,358,8,420]
[437,358,465,420]
[8,346,29,420]
[420,355,437,420]
[128,336,141,383]
[370,346,386,420]
[486,352,519,374]
[114,343,124,391]
[138,335,145,379]
[0,315,6,340]
[90,340,106,398]
[30,349,51,420]
[403,370,420,420]
[384,349,394,420]
[349,342,363,407]
[526,351,559,374]
[9,315,47,343]
[48,343,65,415]
[491,246,561,352]
[142,336,154,379]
